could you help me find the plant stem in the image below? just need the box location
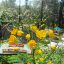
[33,49,36,64]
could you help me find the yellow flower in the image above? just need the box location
[30,25,38,32]
[11,28,18,35]
[36,30,46,39]
[47,60,54,64]
[9,35,16,44]
[35,49,42,55]
[48,29,55,38]
[26,34,30,40]
[28,40,36,49]
[17,30,24,36]
[39,58,44,62]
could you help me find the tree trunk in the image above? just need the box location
[0,25,2,40]
[58,2,64,28]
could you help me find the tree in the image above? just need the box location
[58,0,64,28]
[7,0,16,8]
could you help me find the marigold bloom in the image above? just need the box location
[48,29,55,38]
[26,34,30,40]
[28,40,36,49]
[36,30,47,39]
[35,49,42,55]
[47,60,54,64]
[9,35,16,44]
[11,28,18,35]
[17,30,24,36]
[30,25,38,32]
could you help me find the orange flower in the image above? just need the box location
[48,29,55,38]
[17,30,24,36]
[35,49,43,55]
[9,35,17,44]
[11,28,18,35]
[28,40,36,49]
[30,25,38,32]
[26,34,30,40]
[36,30,47,39]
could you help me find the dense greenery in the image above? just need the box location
[0,0,62,28]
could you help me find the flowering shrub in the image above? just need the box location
[1,25,64,64]
[36,30,47,39]
[9,35,17,45]
[26,34,30,40]
[17,30,24,36]
[28,40,36,49]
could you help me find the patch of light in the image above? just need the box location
[15,0,25,6]
[15,0,33,6]
[0,0,2,3]
[58,0,61,2]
